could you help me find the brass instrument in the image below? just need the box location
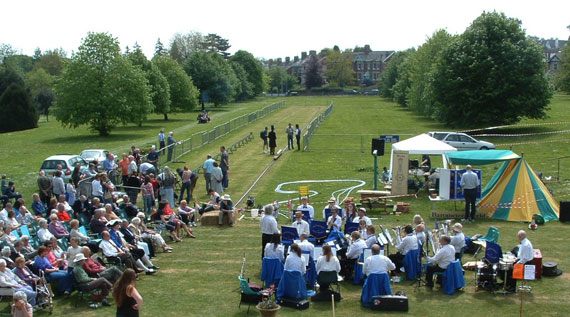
[391,226,405,245]
[441,219,452,236]
[430,228,441,255]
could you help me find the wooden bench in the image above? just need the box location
[357,190,392,213]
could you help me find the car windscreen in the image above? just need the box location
[81,151,101,159]
[432,133,448,140]
[41,160,66,170]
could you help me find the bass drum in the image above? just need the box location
[476,264,497,291]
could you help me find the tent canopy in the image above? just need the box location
[446,150,521,166]
[391,134,457,154]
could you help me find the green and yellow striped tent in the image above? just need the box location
[445,150,559,222]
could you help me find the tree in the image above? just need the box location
[407,30,454,116]
[54,32,153,135]
[555,44,570,93]
[325,48,354,87]
[304,54,323,89]
[3,55,34,76]
[392,55,413,106]
[0,83,38,132]
[0,43,18,63]
[26,68,55,121]
[432,11,552,127]
[154,38,167,56]
[230,50,264,95]
[169,31,204,63]
[33,51,65,76]
[378,49,414,99]
[0,66,25,95]
[153,55,198,114]
[267,67,285,92]
[202,33,231,59]
[184,51,237,107]
[127,47,172,120]
[230,61,254,101]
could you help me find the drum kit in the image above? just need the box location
[475,253,517,294]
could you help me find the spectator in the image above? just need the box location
[154,201,182,242]
[1,247,16,269]
[4,181,23,201]
[46,238,67,270]
[33,246,73,295]
[268,125,277,155]
[158,128,166,154]
[178,200,197,227]
[260,126,269,153]
[286,123,294,150]
[119,153,130,187]
[69,219,99,254]
[167,131,177,162]
[31,193,47,217]
[218,194,234,227]
[127,156,138,177]
[72,195,91,219]
[81,246,122,284]
[71,163,82,188]
[66,237,84,270]
[101,174,115,205]
[140,176,154,217]
[0,226,18,247]
[210,162,223,195]
[0,260,36,307]
[37,170,53,207]
[73,253,113,306]
[157,166,176,208]
[113,269,143,316]
[295,124,301,151]
[52,171,65,199]
[125,173,141,205]
[90,209,108,235]
[16,206,35,226]
[146,146,159,169]
[19,236,37,260]
[13,256,40,289]
[179,166,192,204]
[65,178,76,206]
[132,214,172,253]
[92,173,104,201]
[220,146,229,190]
[56,203,71,223]
[202,155,215,194]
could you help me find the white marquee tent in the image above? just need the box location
[389,133,457,178]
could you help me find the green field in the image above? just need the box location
[1,95,569,316]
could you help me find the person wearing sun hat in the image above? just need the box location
[72,253,113,306]
[450,223,465,260]
[218,194,235,227]
[322,198,341,220]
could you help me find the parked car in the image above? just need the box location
[40,155,89,180]
[362,89,379,95]
[428,132,495,151]
[80,149,117,167]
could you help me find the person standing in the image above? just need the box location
[260,127,269,153]
[178,166,191,204]
[260,205,280,259]
[158,167,176,208]
[167,131,176,162]
[113,268,143,317]
[286,123,294,150]
[52,171,65,199]
[210,162,223,195]
[146,146,159,170]
[202,155,215,194]
[158,129,166,155]
[37,170,52,207]
[118,153,130,187]
[268,125,277,155]
[220,146,229,190]
[460,165,480,222]
[295,124,301,151]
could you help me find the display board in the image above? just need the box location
[438,168,482,201]
[391,151,409,195]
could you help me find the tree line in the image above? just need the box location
[0,31,265,135]
[378,11,556,128]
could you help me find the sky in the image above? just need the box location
[2,0,569,60]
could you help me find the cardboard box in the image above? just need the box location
[396,202,410,214]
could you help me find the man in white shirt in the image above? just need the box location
[353,208,372,226]
[425,235,455,288]
[516,230,534,264]
[450,223,465,259]
[292,211,310,237]
[364,244,395,276]
[0,203,12,224]
[322,198,341,220]
[298,233,314,256]
[297,197,314,220]
[460,165,480,222]
[99,231,152,274]
[327,208,342,231]
[388,225,419,273]
[340,231,367,278]
[260,204,280,259]
[91,174,103,200]
[127,156,138,177]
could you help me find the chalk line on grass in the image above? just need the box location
[274,179,366,204]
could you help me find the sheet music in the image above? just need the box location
[302,253,310,265]
[313,246,322,259]
[384,229,394,245]
[377,233,387,245]
[363,249,372,261]
[524,265,535,280]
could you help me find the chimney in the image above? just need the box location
[320,49,328,57]
[277,58,282,66]
[309,50,316,56]
[285,56,290,64]
[294,56,299,62]
[364,44,371,54]
[301,52,307,60]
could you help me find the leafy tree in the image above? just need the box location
[0,66,25,95]
[392,55,413,106]
[33,51,65,76]
[0,43,18,63]
[325,48,354,87]
[127,46,172,120]
[555,44,570,93]
[432,11,552,127]
[267,67,285,92]
[154,38,167,56]
[304,54,323,89]
[26,68,55,121]
[0,83,38,132]
[3,55,34,76]
[408,30,453,116]
[230,61,254,101]
[378,49,414,99]
[170,41,183,64]
[153,55,198,114]
[54,32,153,135]
[184,51,236,107]
[230,50,264,95]
[33,48,42,61]
[202,33,231,59]
[169,31,204,63]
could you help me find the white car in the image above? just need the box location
[80,149,118,168]
[428,132,495,151]
[40,155,89,180]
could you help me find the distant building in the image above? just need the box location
[543,39,567,74]
[352,45,394,84]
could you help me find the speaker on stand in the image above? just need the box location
[371,138,385,156]
[559,201,570,222]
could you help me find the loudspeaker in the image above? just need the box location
[560,201,570,222]
[371,295,409,311]
[372,138,385,156]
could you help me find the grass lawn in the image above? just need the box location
[1,95,569,316]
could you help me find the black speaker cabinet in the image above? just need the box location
[560,201,570,222]
[372,138,385,156]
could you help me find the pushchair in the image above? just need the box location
[35,270,54,314]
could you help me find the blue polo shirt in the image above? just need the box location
[203,158,215,174]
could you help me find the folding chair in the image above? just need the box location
[238,276,262,314]
[315,270,341,299]
[433,260,465,295]
[80,226,101,243]
[276,270,308,300]
[403,248,421,281]
[19,225,31,237]
[479,226,500,243]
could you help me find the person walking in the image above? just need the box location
[220,146,229,190]
[286,123,294,150]
[158,129,166,155]
[202,155,215,194]
[268,125,277,155]
[295,124,301,151]
[460,165,480,222]
[167,131,176,162]
[113,269,143,317]
[260,127,269,153]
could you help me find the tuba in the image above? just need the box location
[392,226,405,245]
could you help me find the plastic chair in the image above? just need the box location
[360,272,392,307]
[238,276,261,313]
[344,222,359,235]
[261,257,284,288]
[78,214,90,227]
[19,225,31,237]
[403,248,421,280]
[281,226,299,246]
[11,231,20,239]
[479,226,500,243]
[276,270,308,300]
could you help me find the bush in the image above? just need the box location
[0,83,38,132]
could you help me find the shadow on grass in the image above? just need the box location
[45,133,143,144]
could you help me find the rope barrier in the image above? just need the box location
[458,121,570,133]
[472,129,570,137]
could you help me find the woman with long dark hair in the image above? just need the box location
[284,243,306,274]
[113,269,143,317]
[316,244,341,292]
[263,233,284,262]
[268,125,277,155]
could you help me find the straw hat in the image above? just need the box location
[74,253,87,263]
[453,223,463,233]
[222,194,232,201]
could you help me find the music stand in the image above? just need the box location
[411,245,427,288]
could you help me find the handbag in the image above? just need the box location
[165,219,176,231]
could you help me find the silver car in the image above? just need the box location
[40,155,89,180]
[428,132,495,150]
